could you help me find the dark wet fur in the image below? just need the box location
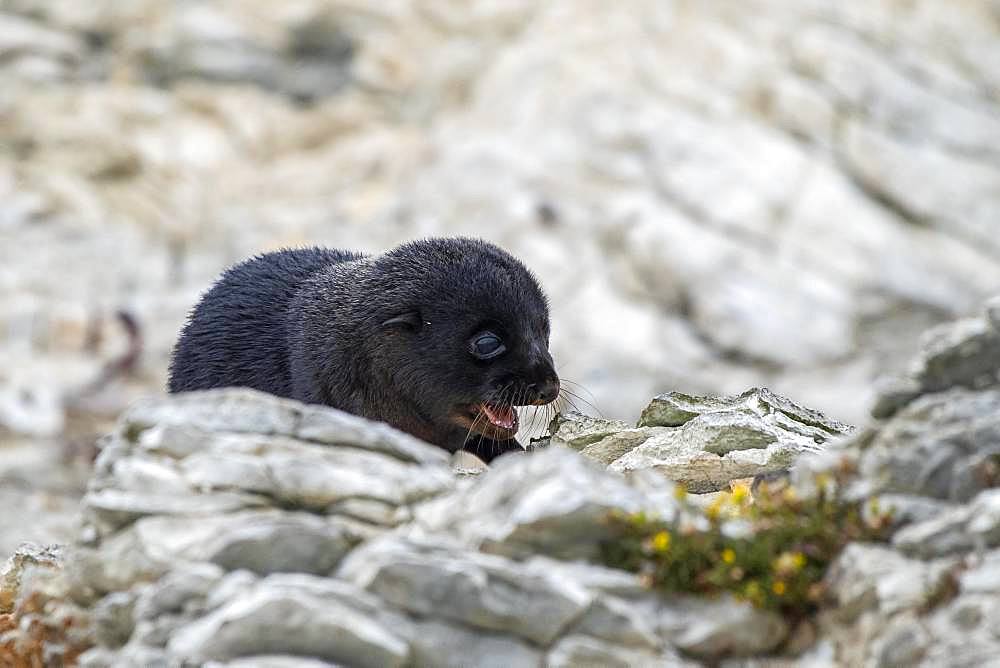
[168,238,558,463]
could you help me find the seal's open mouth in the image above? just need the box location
[481,403,518,431]
[452,402,519,439]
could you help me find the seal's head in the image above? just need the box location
[372,238,559,446]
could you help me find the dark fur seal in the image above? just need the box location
[168,238,559,463]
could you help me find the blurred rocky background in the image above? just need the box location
[2,0,1000,556]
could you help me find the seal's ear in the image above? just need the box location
[381,311,424,332]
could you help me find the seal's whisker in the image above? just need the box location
[561,387,597,407]
[559,388,602,417]
[535,398,554,436]
[461,408,484,451]
[462,382,508,452]
[528,405,545,440]
[558,390,584,414]
[521,387,542,444]
[558,377,604,417]
[527,405,543,437]
[468,380,515,453]
[524,406,542,440]
[559,377,600,404]
[501,385,518,449]
[550,395,566,420]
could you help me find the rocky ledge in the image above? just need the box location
[548,386,851,493]
[3,300,1000,667]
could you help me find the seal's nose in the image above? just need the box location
[529,377,560,405]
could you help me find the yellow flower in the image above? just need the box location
[722,548,736,564]
[706,496,724,521]
[651,531,671,553]
[730,483,750,504]
[673,485,688,501]
[772,580,787,596]
[781,486,798,503]
[773,551,807,574]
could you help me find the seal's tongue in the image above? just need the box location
[482,403,517,430]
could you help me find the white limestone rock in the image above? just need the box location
[413,446,680,559]
[166,575,409,668]
[657,595,789,659]
[338,535,592,645]
[585,388,853,492]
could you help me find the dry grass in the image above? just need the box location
[0,592,91,668]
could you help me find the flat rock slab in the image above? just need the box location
[167,574,409,668]
[547,413,632,450]
[860,388,1000,502]
[656,594,789,658]
[639,388,851,435]
[413,446,680,559]
[824,544,959,619]
[338,535,593,645]
[84,390,456,544]
[205,657,344,668]
[402,618,541,668]
[893,488,1000,558]
[872,307,1000,419]
[552,388,852,492]
[129,510,362,575]
[124,389,450,466]
[548,635,689,668]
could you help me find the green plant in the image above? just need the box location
[601,473,893,616]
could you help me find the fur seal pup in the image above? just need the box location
[168,237,559,463]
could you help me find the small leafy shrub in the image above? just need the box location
[601,471,893,617]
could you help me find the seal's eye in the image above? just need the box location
[470,332,506,360]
